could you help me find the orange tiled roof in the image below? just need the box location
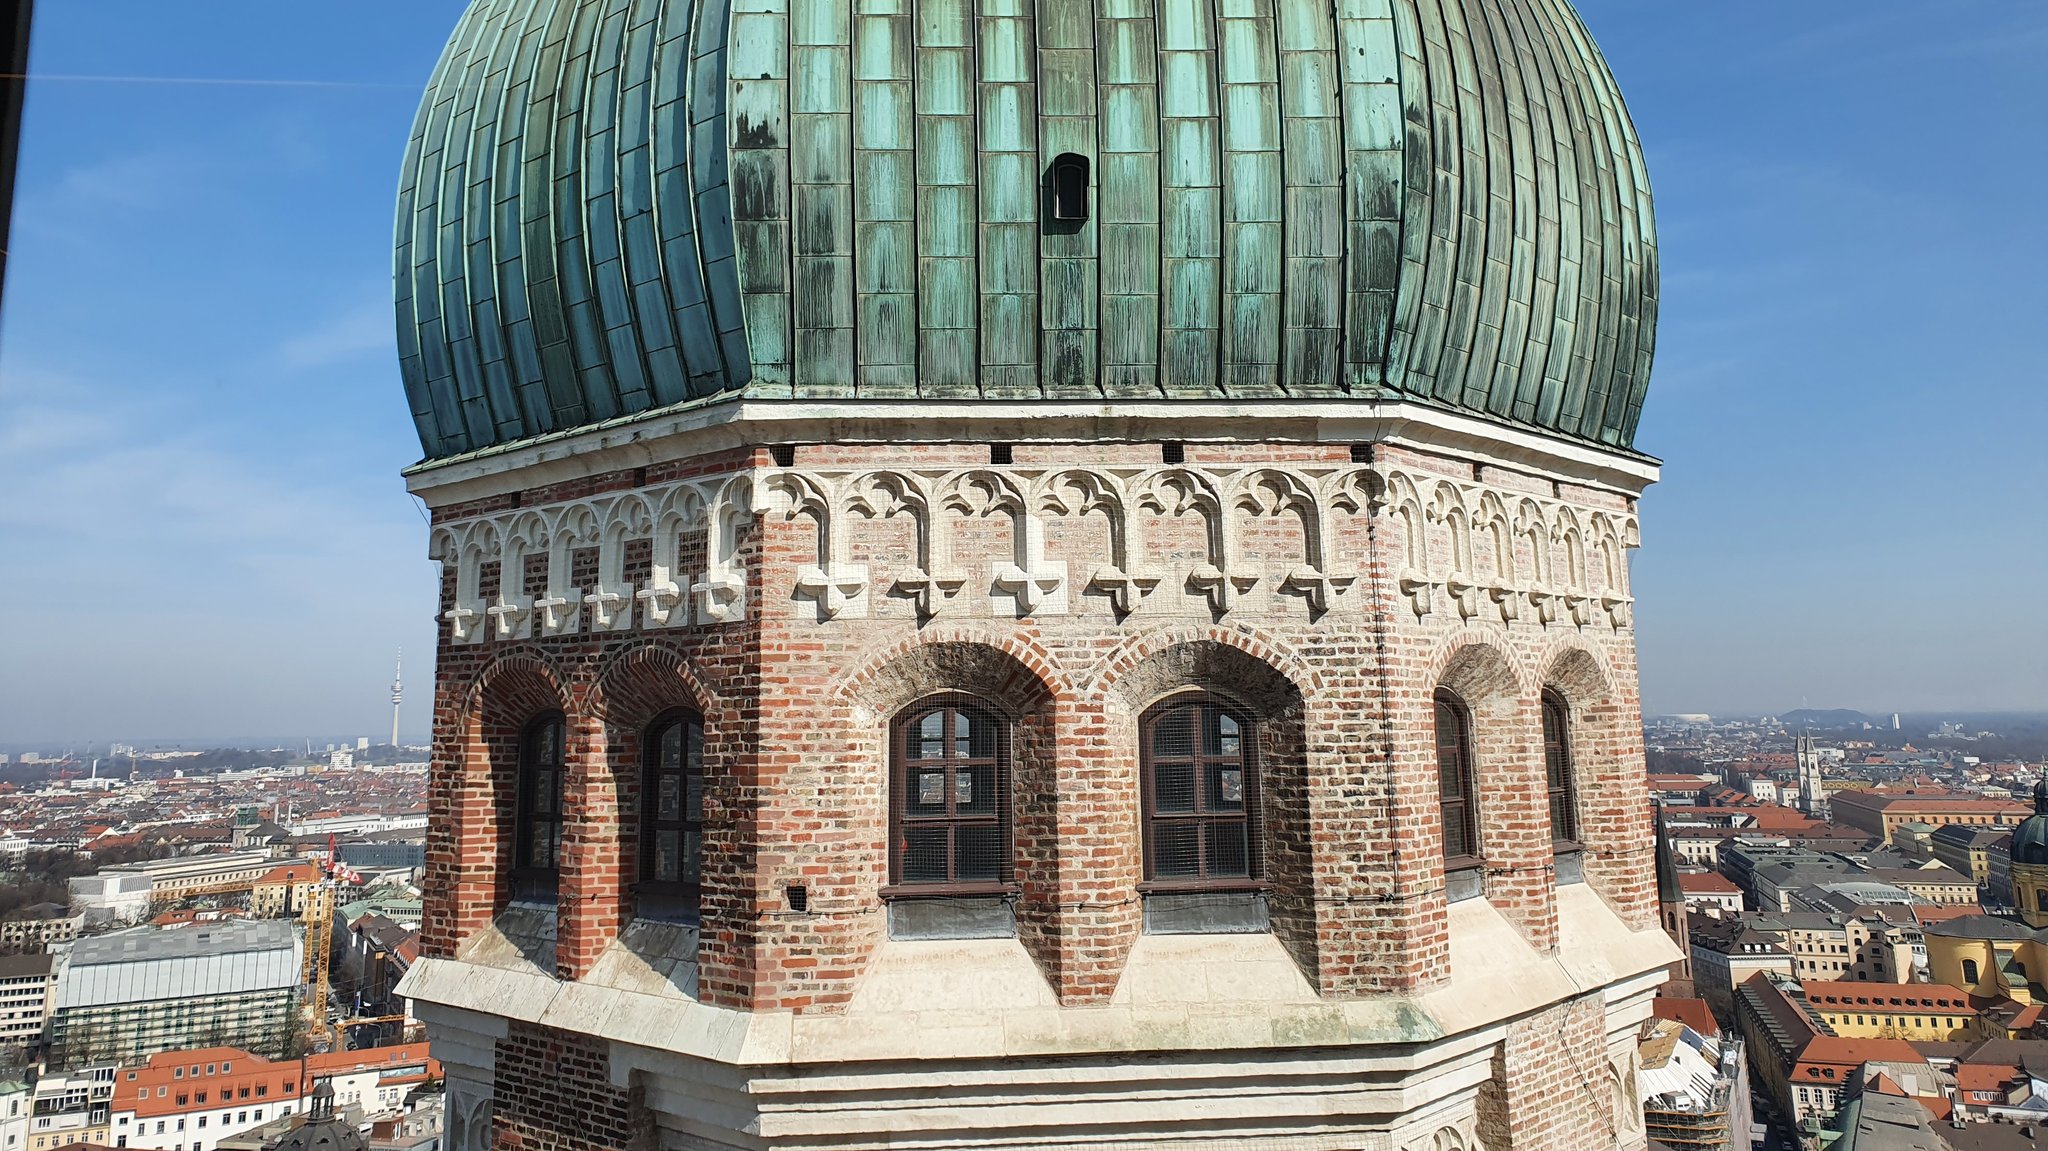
[1791,1036,1927,1084]
[1678,873,1741,894]
[1650,997,1719,1038]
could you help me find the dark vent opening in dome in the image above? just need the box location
[1044,153,1089,233]
[989,443,1013,466]
[1161,442,1185,465]
[1349,444,1373,464]
[769,445,795,468]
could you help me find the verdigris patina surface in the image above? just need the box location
[396,0,1655,459]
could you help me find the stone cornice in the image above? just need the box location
[403,398,1661,509]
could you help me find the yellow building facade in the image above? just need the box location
[1798,981,1983,1042]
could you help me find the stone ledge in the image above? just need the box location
[398,881,1677,1069]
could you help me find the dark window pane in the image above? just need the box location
[1153,761,1194,813]
[1205,821,1249,877]
[684,773,704,821]
[1443,801,1472,859]
[892,703,1009,886]
[654,830,680,882]
[901,827,951,883]
[1152,822,1201,878]
[533,770,556,815]
[661,722,683,771]
[1152,708,1194,759]
[955,825,1001,882]
[658,774,680,820]
[683,830,701,883]
[1141,699,1260,884]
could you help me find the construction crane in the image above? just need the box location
[300,834,360,1049]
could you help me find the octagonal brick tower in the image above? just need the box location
[392,0,1680,1147]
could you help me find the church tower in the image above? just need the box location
[1655,802,1691,984]
[1797,732,1827,819]
[390,0,1677,1147]
[2010,781,2048,927]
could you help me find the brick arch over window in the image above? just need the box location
[1431,640,1556,945]
[1539,642,1654,926]
[834,638,1064,990]
[573,645,725,974]
[1101,639,1314,986]
[427,651,570,958]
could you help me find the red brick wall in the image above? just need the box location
[1475,994,1624,1150]
[422,437,1657,1010]
[490,1023,646,1151]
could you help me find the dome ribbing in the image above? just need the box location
[396,0,1656,461]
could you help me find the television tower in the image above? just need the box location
[389,649,404,750]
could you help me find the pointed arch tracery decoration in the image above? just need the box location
[424,460,1639,642]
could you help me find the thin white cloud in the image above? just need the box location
[276,298,395,371]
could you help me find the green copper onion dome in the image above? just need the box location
[396,0,1657,461]
[2013,779,2048,867]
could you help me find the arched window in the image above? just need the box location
[1140,696,1257,883]
[890,699,1008,889]
[1541,690,1580,845]
[639,710,704,919]
[1435,689,1479,863]
[1963,958,1979,984]
[2035,888,2048,913]
[513,712,566,897]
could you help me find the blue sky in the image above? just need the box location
[1,2,2043,745]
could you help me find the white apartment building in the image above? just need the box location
[0,955,53,1054]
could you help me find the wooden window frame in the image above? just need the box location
[1435,689,1481,869]
[511,711,565,901]
[1541,689,1581,848]
[1138,694,1264,892]
[636,708,706,921]
[884,696,1013,898]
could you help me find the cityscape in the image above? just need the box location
[2,1,2044,1151]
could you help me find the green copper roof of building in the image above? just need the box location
[396,0,1657,461]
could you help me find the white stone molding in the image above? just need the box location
[693,479,752,624]
[846,470,963,617]
[1039,469,1155,617]
[589,492,651,632]
[760,470,867,622]
[432,519,497,644]
[1381,468,1637,634]
[1234,468,1354,616]
[430,477,747,645]
[1133,467,1233,613]
[936,469,1067,618]
[425,461,1638,641]
[490,512,546,640]
[538,504,594,636]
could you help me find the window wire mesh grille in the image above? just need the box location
[516,714,566,871]
[892,702,1008,888]
[1141,698,1256,883]
[1541,691,1578,844]
[1434,692,1477,862]
[641,711,706,910]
